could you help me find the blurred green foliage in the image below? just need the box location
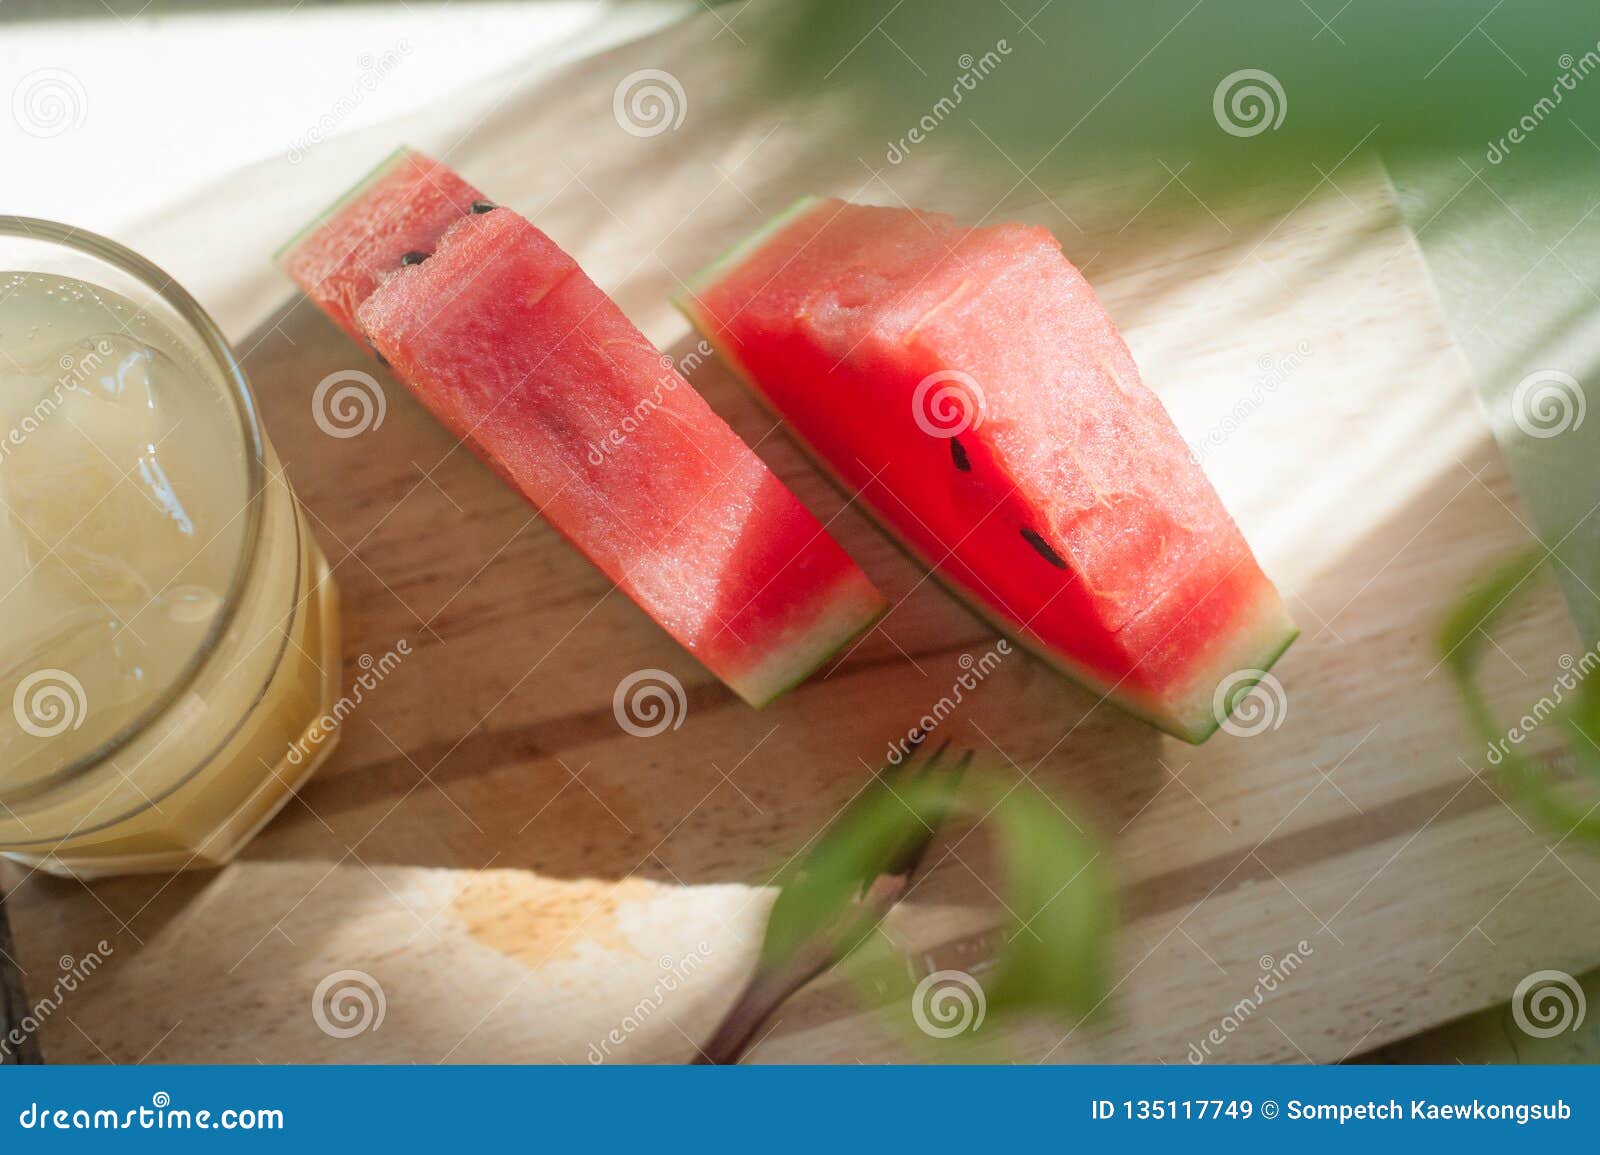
[761,752,1114,1040]
[1441,551,1600,844]
[731,0,1600,190]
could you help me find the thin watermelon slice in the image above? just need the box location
[676,198,1295,742]
[277,148,488,345]
[279,156,886,707]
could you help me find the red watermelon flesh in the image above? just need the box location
[677,198,1295,741]
[277,148,487,344]
[307,194,886,707]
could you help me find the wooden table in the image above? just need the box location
[4,8,1595,1064]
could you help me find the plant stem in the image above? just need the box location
[692,949,834,1064]
[692,871,914,1064]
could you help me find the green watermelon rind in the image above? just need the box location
[681,196,822,302]
[293,167,888,712]
[272,146,416,265]
[674,205,1298,743]
[690,312,1296,741]
[677,195,897,708]
[731,585,890,709]
[1184,625,1299,742]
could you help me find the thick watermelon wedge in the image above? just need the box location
[676,198,1295,741]
[279,156,886,707]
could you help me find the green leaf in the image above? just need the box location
[1436,548,1544,679]
[979,783,1114,1022]
[1442,549,1600,846]
[757,754,1115,1028]
[759,771,945,966]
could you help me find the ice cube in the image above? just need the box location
[0,334,199,604]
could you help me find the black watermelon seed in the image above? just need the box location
[400,250,430,266]
[1020,527,1069,570]
[470,201,498,214]
[950,437,972,472]
[375,352,389,367]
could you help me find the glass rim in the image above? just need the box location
[0,215,267,804]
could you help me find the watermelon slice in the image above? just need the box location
[277,149,488,345]
[676,198,1295,742]
[278,154,886,707]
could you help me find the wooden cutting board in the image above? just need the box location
[5,9,1594,1065]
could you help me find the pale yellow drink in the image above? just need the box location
[0,222,340,878]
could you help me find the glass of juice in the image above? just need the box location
[0,217,341,878]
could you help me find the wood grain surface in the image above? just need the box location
[0,892,42,1064]
[3,9,1595,1064]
